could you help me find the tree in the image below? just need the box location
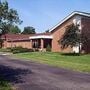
[9,25,21,34]
[0,0,22,35]
[22,26,36,34]
[0,0,22,47]
[58,24,82,53]
[45,30,49,33]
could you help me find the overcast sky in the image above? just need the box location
[7,0,90,33]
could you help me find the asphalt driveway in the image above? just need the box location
[0,55,90,90]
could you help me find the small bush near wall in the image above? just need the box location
[10,46,33,54]
[0,48,11,52]
[46,44,51,52]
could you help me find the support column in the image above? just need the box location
[30,40,32,48]
[11,40,13,48]
[41,39,44,50]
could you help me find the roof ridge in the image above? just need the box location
[73,11,90,15]
[49,11,90,32]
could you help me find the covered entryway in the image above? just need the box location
[29,35,53,51]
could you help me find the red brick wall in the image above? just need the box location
[51,16,75,52]
[81,17,90,53]
[3,40,32,49]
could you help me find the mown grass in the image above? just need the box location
[14,52,90,73]
[0,77,12,90]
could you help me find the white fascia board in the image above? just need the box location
[49,11,90,32]
[29,35,53,39]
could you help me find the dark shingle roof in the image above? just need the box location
[1,33,51,41]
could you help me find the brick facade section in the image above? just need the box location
[51,16,75,52]
[2,34,32,49]
[81,17,90,53]
[3,40,32,49]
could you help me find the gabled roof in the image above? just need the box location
[49,11,90,32]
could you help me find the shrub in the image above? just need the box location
[34,48,39,52]
[10,46,33,54]
[0,48,11,52]
[46,44,51,52]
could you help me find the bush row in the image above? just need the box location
[8,47,34,54]
[0,44,51,54]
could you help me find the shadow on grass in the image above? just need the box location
[61,53,81,56]
[0,65,32,84]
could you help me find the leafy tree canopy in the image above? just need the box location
[58,24,80,49]
[22,26,36,34]
[0,0,22,35]
[45,30,49,33]
[9,25,21,34]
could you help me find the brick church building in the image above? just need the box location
[1,11,90,53]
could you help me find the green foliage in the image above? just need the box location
[0,0,22,35]
[9,25,21,34]
[59,24,80,49]
[46,44,51,52]
[0,38,3,47]
[22,26,36,34]
[0,77,12,90]
[0,48,11,52]
[45,30,49,33]
[10,46,33,54]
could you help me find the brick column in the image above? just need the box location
[41,39,44,49]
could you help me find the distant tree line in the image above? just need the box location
[21,26,36,34]
[6,25,36,34]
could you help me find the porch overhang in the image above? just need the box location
[29,35,53,39]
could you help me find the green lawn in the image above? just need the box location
[0,77,12,90]
[14,52,90,73]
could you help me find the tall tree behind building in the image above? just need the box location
[9,25,21,34]
[22,26,36,34]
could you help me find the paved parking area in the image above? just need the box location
[0,55,90,90]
